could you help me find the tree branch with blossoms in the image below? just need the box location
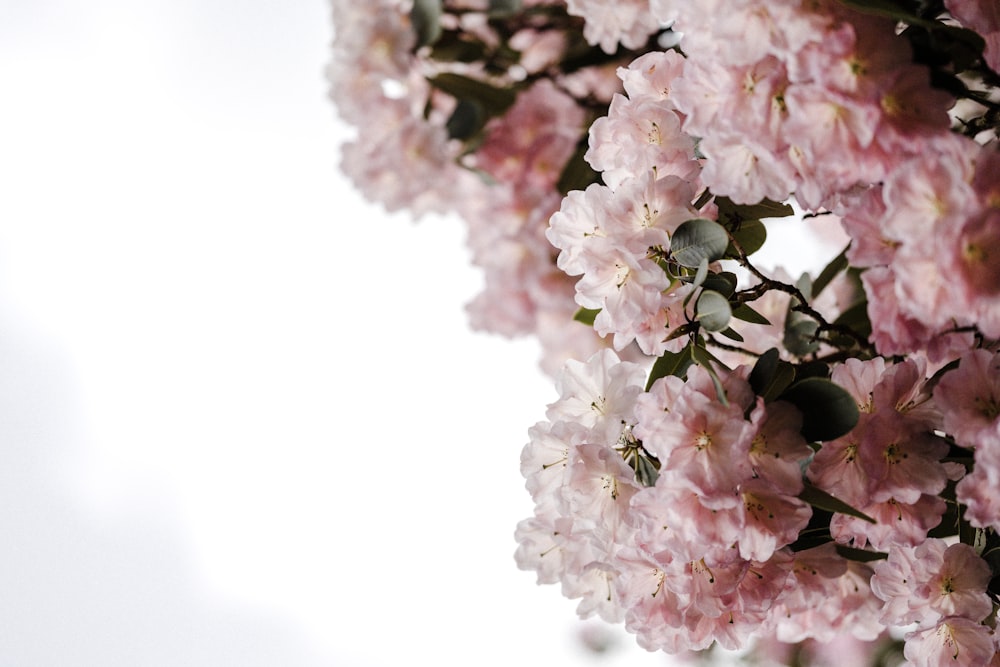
[330,0,1000,664]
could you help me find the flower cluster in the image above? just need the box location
[330,0,1000,664]
[547,51,703,356]
[329,0,669,373]
[514,349,820,652]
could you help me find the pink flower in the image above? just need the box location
[565,0,660,54]
[514,512,570,586]
[878,65,954,140]
[563,443,642,544]
[830,494,946,551]
[738,478,812,562]
[956,466,1000,530]
[903,617,996,667]
[697,132,796,205]
[788,11,910,99]
[563,560,627,623]
[638,377,755,503]
[859,415,948,504]
[924,543,994,622]
[807,423,870,507]
[616,547,692,652]
[339,104,460,216]
[546,348,646,446]
[872,540,993,628]
[935,349,1000,449]
[521,420,584,508]
[546,167,704,357]
[951,210,1000,337]
[841,185,898,268]
[832,357,888,414]
[547,183,621,277]
[586,94,697,190]
[783,84,887,207]
[861,267,937,357]
[507,28,566,74]
[475,80,585,192]
[630,476,746,564]
[706,551,795,651]
[747,400,812,495]
[618,51,687,102]
[771,544,884,643]
[606,172,698,256]
[872,357,940,428]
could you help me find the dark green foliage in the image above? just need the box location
[781,377,860,442]
[671,218,730,268]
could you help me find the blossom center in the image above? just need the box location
[695,432,712,451]
[602,473,620,500]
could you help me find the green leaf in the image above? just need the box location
[691,257,710,290]
[781,377,860,442]
[428,73,517,115]
[702,271,737,298]
[977,530,1000,574]
[795,272,812,301]
[573,307,600,326]
[749,348,796,403]
[811,246,849,298]
[749,348,779,392]
[670,218,730,268]
[725,218,767,257]
[696,290,732,332]
[718,326,744,343]
[839,0,986,72]
[832,300,872,339]
[428,31,489,63]
[692,341,731,372]
[795,360,831,381]
[799,480,875,524]
[691,344,730,405]
[834,0,925,26]
[632,452,660,487]
[410,0,443,48]
[783,315,820,357]
[731,303,770,325]
[557,140,601,195]
[646,349,694,391]
[663,322,698,344]
[716,196,793,223]
[927,481,962,539]
[445,99,485,140]
[835,545,888,562]
[788,508,834,552]
[930,26,987,72]
[488,0,522,17]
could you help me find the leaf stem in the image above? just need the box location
[727,231,876,354]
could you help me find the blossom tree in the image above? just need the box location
[329,0,1000,664]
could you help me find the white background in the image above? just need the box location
[0,1,692,665]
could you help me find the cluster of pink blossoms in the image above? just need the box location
[330,0,640,373]
[516,349,872,653]
[517,348,1000,662]
[513,1,1000,665]
[329,3,615,368]
[547,51,703,356]
[330,0,1000,664]
[841,140,1000,359]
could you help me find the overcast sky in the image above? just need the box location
[0,2,698,665]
